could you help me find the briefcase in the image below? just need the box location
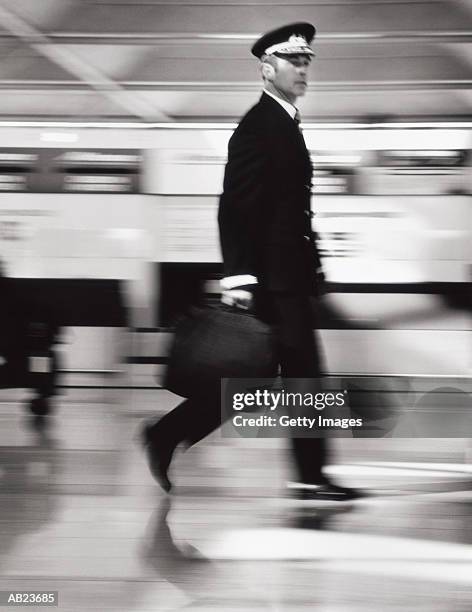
[164,305,278,398]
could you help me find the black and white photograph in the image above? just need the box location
[0,1,471,610]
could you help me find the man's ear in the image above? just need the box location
[261,62,275,81]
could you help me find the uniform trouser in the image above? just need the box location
[149,293,328,485]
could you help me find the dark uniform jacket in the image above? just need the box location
[218,92,323,295]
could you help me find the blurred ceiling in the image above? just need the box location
[0,0,470,122]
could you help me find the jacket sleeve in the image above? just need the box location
[218,125,266,288]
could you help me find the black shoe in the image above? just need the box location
[291,481,363,504]
[141,423,174,493]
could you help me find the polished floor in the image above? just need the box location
[0,388,471,612]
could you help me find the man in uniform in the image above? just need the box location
[143,22,359,502]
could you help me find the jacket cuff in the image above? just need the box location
[220,275,258,290]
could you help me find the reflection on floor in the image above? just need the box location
[0,391,471,611]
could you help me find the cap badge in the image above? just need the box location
[289,34,307,45]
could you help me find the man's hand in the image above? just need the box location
[221,289,254,311]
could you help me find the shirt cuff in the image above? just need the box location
[220,275,258,290]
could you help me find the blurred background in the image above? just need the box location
[0,1,471,611]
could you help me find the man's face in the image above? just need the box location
[272,54,312,102]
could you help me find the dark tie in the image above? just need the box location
[294,109,302,131]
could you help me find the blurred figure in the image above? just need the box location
[142,23,359,502]
[0,258,61,419]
